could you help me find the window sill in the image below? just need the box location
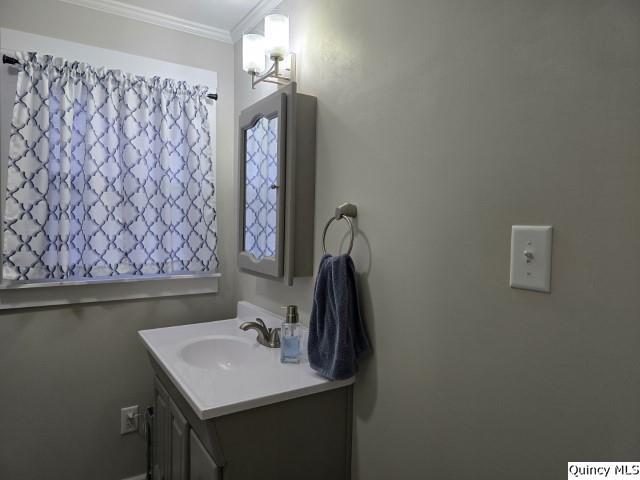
[0,273,221,310]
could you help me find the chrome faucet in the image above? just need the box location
[240,318,281,348]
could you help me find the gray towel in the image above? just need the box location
[308,254,371,380]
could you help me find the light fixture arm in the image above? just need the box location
[251,54,296,89]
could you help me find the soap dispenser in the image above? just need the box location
[280,305,302,364]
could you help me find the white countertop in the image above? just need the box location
[139,301,354,420]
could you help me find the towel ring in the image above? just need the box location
[322,203,357,255]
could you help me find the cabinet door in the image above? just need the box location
[154,379,170,480]
[169,399,190,480]
[238,90,287,278]
[190,430,221,480]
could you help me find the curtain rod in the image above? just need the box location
[2,54,218,101]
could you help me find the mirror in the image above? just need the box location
[244,116,279,260]
[238,92,287,277]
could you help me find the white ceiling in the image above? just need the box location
[61,0,282,43]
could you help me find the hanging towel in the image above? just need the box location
[308,254,371,380]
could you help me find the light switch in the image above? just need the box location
[510,226,553,293]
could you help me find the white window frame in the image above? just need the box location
[0,28,220,309]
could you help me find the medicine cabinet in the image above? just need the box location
[237,83,316,285]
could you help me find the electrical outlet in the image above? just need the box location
[120,405,139,435]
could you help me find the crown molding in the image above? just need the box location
[59,0,233,43]
[230,0,282,43]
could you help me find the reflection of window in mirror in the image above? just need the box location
[244,116,279,261]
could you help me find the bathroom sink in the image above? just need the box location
[179,336,258,370]
[139,301,354,419]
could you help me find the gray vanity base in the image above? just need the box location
[149,356,353,480]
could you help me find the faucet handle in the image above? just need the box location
[254,317,267,330]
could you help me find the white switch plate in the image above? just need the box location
[510,226,553,293]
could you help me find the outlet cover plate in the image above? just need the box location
[510,225,553,293]
[120,405,139,435]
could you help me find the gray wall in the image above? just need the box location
[0,1,236,479]
[235,1,640,478]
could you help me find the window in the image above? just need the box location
[0,29,219,308]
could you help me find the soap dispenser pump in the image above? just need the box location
[280,305,302,364]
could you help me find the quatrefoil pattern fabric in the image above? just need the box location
[244,116,278,260]
[3,52,217,281]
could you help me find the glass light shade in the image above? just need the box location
[264,14,289,60]
[242,34,266,73]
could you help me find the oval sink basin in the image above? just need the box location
[179,336,257,370]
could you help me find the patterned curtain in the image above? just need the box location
[3,52,217,281]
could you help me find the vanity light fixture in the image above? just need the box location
[242,14,296,89]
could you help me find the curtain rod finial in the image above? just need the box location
[2,55,19,65]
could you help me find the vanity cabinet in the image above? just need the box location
[169,399,189,480]
[150,359,352,480]
[190,430,220,480]
[154,378,199,480]
[153,380,170,480]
